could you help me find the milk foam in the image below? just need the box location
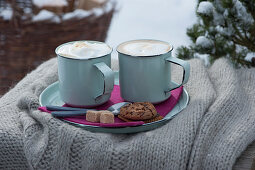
[57,41,111,59]
[118,40,171,56]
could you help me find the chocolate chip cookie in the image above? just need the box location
[119,102,157,120]
[118,114,163,123]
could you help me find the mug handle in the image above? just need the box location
[93,62,114,101]
[165,57,190,93]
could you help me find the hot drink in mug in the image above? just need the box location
[117,39,190,103]
[56,41,114,107]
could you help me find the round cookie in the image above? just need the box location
[119,102,157,120]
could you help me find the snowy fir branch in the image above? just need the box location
[177,0,255,68]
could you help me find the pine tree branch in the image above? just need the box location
[244,31,249,40]
[233,24,246,41]
[231,56,253,68]
[232,24,255,51]
[176,0,255,68]
[233,38,255,51]
[241,0,255,20]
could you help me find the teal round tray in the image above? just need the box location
[39,72,189,133]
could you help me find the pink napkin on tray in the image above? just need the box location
[38,85,183,128]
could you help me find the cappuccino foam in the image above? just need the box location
[117,40,171,56]
[57,41,111,59]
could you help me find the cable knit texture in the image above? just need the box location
[0,58,254,169]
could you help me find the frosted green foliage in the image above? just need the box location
[177,0,255,68]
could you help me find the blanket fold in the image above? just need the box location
[0,57,254,170]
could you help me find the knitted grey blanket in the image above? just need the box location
[0,58,254,170]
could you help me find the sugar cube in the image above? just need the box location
[99,110,114,124]
[86,110,101,123]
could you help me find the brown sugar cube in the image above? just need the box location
[86,110,101,123]
[99,110,114,124]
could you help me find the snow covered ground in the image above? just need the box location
[106,0,197,58]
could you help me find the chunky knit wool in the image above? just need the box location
[0,58,254,170]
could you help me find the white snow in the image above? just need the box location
[195,53,210,66]
[196,36,214,48]
[213,11,224,25]
[63,1,113,19]
[32,10,60,23]
[197,1,214,16]
[0,8,13,20]
[223,23,235,36]
[197,1,225,26]
[215,25,224,33]
[223,9,229,18]
[32,1,113,22]
[235,44,245,53]
[233,0,254,26]
[216,25,233,36]
[214,0,225,13]
[32,0,68,8]
[62,9,92,20]
[92,8,104,17]
[245,52,255,62]
[93,1,114,16]
[104,1,114,13]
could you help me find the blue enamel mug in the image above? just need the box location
[55,41,114,107]
[117,39,190,103]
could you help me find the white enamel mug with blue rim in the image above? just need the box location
[56,41,114,107]
[117,39,190,103]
